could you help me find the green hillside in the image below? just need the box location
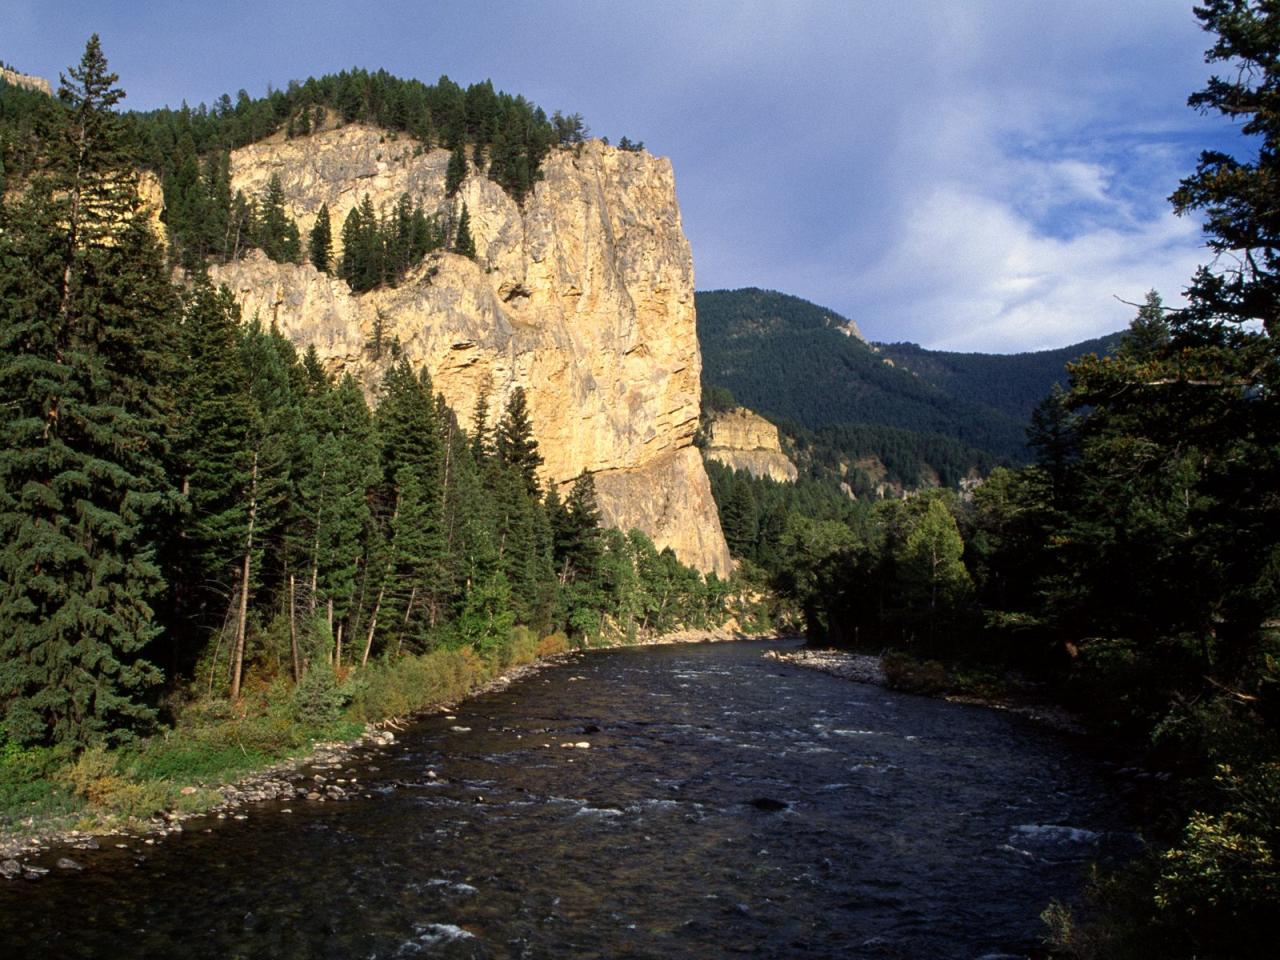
[879,333,1121,424]
[696,287,1120,473]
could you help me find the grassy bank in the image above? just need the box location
[1,627,572,852]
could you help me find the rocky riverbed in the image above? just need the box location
[763,647,888,684]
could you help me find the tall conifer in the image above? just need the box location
[309,202,333,273]
[0,37,177,744]
[496,386,543,497]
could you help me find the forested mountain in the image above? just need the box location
[878,333,1121,424]
[696,287,1120,475]
[0,40,726,753]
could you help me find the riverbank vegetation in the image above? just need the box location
[0,40,732,839]
[708,5,1280,956]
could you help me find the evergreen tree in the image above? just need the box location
[496,386,543,497]
[256,173,300,263]
[225,320,297,698]
[454,202,476,259]
[445,142,467,197]
[1117,289,1170,361]
[470,379,492,461]
[562,470,603,587]
[721,474,760,557]
[227,189,253,260]
[363,361,447,661]
[169,278,254,649]
[0,37,178,744]
[338,203,363,287]
[292,373,375,656]
[309,202,333,273]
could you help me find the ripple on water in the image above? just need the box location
[0,640,1131,960]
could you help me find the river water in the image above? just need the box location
[0,640,1131,959]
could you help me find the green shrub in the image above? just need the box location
[0,737,78,820]
[1152,763,1280,954]
[345,648,484,723]
[292,663,350,726]
[506,625,539,668]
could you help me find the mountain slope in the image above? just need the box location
[696,287,1120,474]
[878,334,1121,424]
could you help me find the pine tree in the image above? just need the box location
[309,202,333,273]
[0,37,178,744]
[721,474,760,557]
[290,372,374,652]
[168,278,254,648]
[454,202,476,260]
[362,361,447,661]
[470,379,492,461]
[256,173,300,264]
[445,142,467,197]
[202,151,232,263]
[338,203,363,286]
[562,470,603,586]
[496,386,543,497]
[226,320,297,698]
[442,410,496,605]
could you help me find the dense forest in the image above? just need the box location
[0,39,726,766]
[702,5,1279,955]
[878,332,1122,424]
[701,383,997,494]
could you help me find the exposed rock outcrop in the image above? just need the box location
[208,125,731,575]
[702,407,798,483]
[0,66,52,97]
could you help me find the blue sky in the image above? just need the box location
[4,1,1248,352]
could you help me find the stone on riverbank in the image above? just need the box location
[764,648,887,685]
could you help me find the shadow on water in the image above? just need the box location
[0,640,1133,959]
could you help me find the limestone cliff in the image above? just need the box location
[0,67,52,96]
[702,408,798,483]
[208,125,732,575]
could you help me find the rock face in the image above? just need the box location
[0,66,52,96]
[703,408,798,483]
[208,125,731,575]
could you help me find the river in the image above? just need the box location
[0,639,1132,958]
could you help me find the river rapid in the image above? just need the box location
[0,640,1132,959]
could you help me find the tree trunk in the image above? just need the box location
[361,582,385,668]
[230,451,259,701]
[395,584,418,657]
[361,492,400,668]
[288,574,301,682]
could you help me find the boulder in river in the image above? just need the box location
[749,797,789,812]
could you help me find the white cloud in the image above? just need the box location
[859,182,1202,352]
